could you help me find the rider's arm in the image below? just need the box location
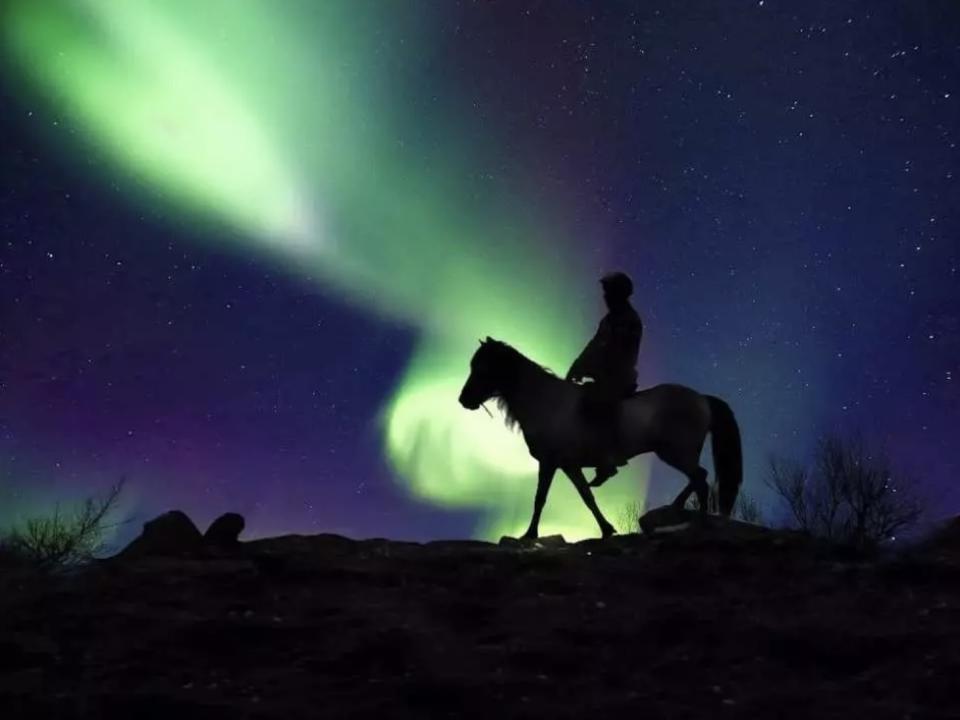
[567,323,609,381]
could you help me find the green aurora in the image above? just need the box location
[4,0,648,539]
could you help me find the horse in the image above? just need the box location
[458,337,742,539]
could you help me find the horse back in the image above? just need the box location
[623,383,709,429]
[628,383,700,402]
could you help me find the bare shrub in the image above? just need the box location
[734,492,764,525]
[766,435,920,549]
[616,499,645,534]
[3,480,125,568]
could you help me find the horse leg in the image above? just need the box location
[589,465,618,488]
[563,466,617,538]
[521,463,556,539]
[656,448,710,513]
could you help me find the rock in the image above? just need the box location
[928,516,960,549]
[4,522,958,717]
[118,510,203,558]
[535,534,567,548]
[498,534,567,549]
[425,540,495,553]
[639,504,702,534]
[907,516,960,562]
[204,512,245,547]
[0,632,60,675]
[0,541,30,569]
[638,504,774,541]
[0,668,43,694]
[575,537,628,556]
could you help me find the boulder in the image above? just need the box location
[638,504,773,541]
[204,512,245,547]
[499,534,567,549]
[118,510,203,558]
[929,517,960,548]
[911,516,960,559]
[638,504,701,535]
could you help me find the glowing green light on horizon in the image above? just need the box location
[4,0,648,540]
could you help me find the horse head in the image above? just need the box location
[459,337,513,410]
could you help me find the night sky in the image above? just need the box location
[2,1,958,544]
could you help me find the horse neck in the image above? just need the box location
[500,355,561,431]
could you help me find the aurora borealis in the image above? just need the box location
[2,0,647,541]
[2,2,958,542]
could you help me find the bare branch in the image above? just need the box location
[766,435,921,549]
[3,479,126,568]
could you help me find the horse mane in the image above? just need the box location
[496,396,519,430]
[486,340,558,431]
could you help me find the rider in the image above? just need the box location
[566,271,643,487]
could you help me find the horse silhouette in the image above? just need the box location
[459,338,742,539]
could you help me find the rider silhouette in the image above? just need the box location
[566,271,643,486]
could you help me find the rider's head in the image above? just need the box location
[601,271,633,308]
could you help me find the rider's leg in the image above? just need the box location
[590,399,621,487]
[590,381,632,487]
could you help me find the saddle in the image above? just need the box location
[577,379,637,420]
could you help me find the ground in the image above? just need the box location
[2,518,960,719]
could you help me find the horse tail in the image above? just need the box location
[706,395,742,516]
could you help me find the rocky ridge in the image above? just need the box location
[2,509,959,719]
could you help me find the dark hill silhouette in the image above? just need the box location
[2,509,960,718]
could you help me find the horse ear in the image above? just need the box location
[478,338,485,345]
[485,336,493,343]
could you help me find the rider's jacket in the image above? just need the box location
[568,302,643,394]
